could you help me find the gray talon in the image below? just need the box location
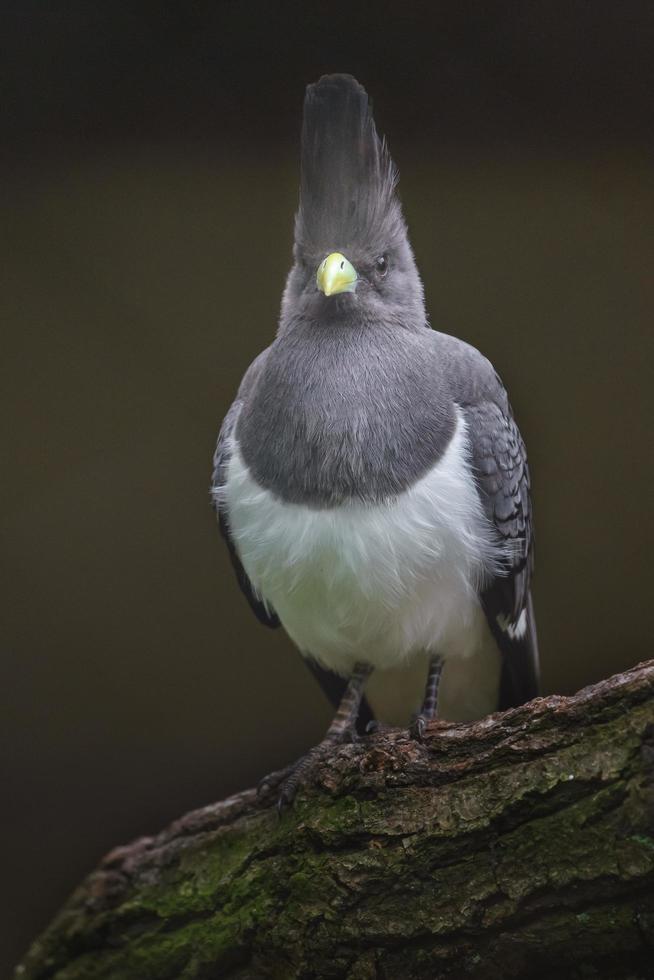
[275,727,358,809]
[257,764,293,798]
[410,714,428,742]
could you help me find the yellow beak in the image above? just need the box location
[316,252,358,296]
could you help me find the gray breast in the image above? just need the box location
[236,322,455,506]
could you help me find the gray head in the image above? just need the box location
[280,74,426,332]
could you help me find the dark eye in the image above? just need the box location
[375,255,388,277]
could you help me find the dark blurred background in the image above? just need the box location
[2,1,653,971]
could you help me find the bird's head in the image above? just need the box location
[281,74,425,331]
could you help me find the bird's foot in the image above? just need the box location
[276,726,357,811]
[257,764,294,799]
[409,712,432,742]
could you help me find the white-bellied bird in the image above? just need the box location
[212,74,539,806]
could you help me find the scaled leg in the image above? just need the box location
[410,654,444,741]
[278,662,372,808]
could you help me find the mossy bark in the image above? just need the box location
[16,662,654,980]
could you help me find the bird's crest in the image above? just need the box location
[296,74,404,255]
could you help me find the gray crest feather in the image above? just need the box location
[296,74,404,254]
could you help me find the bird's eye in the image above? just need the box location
[375,255,388,277]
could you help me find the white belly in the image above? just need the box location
[221,410,506,706]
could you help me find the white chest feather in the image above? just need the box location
[220,410,505,676]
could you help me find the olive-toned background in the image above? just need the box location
[2,2,653,972]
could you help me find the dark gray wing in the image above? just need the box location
[211,398,280,628]
[464,398,540,709]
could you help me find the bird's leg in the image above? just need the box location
[410,654,444,741]
[277,662,372,809]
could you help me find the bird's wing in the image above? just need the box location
[212,392,280,629]
[464,398,540,708]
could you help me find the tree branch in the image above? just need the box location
[16,661,654,980]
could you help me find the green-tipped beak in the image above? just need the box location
[316,252,358,296]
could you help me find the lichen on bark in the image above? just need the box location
[16,661,654,980]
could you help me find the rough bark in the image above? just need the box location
[16,661,654,980]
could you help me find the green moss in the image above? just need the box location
[16,685,654,979]
[45,915,251,980]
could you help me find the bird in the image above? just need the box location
[211,73,539,806]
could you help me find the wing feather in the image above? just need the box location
[211,398,280,629]
[464,398,540,708]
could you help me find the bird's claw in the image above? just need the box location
[257,764,293,799]
[276,726,357,811]
[409,713,429,742]
[276,744,328,812]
